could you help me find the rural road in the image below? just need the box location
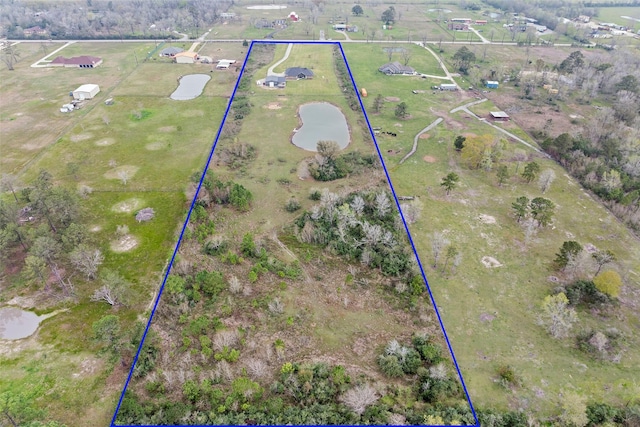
[417,43,458,86]
[334,30,351,41]
[469,26,490,44]
[267,42,293,76]
[399,117,444,164]
[450,99,545,154]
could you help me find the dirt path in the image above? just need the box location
[334,30,351,41]
[30,41,76,68]
[417,42,458,87]
[399,117,443,164]
[450,99,546,154]
[267,42,293,76]
[271,232,313,283]
[469,26,490,44]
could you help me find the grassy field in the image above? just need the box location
[343,41,640,416]
[596,6,640,28]
[0,42,237,426]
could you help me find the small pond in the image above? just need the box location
[0,307,48,340]
[292,102,350,152]
[170,74,211,100]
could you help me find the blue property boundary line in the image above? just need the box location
[109,41,256,427]
[111,40,478,427]
[337,42,480,427]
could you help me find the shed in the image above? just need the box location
[72,84,100,100]
[486,81,499,89]
[174,51,198,64]
[490,111,510,121]
[216,59,236,69]
[264,75,286,88]
[439,83,458,91]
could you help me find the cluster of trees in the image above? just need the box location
[511,195,555,227]
[452,47,476,75]
[295,188,419,283]
[332,45,361,113]
[0,171,131,304]
[1,0,234,39]
[309,141,378,182]
[194,171,253,213]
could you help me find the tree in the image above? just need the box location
[496,165,509,186]
[453,135,466,152]
[339,384,379,415]
[0,174,20,203]
[555,241,583,270]
[381,6,395,25]
[460,135,494,169]
[530,197,555,227]
[538,293,578,339]
[92,314,122,354]
[614,74,638,94]
[372,94,384,114]
[592,249,615,276]
[593,270,622,298]
[558,51,585,74]
[401,49,412,66]
[440,173,459,195]
[2,45,20,71]
[317,140,340,160]
[394,102,408,119]
[452,46,476,74]
[91,269,130,306]
[558,392,588,427]
[521,161,540,183]
[351,5,363,16]
[431,232,449,268]
[538,169,556,193]
[70,244,104,279]
[442,245,459,274]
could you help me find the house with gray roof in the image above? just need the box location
[160,47,184,57]
[285,67,314,79]
[378,62,415,75]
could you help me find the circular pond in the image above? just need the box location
[0,307,43,340]
[292,102,350,152]
[170,74,211,100]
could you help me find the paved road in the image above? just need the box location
[399,117,444,164]
[267,42,293,76]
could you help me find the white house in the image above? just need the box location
[72,84,100,100]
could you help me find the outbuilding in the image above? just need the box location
[439,83,458,91]
[72,84,100,100]
[216,59,236,69]
[490,111,510,121]
[174,51,198,64]
[486,81,499,89]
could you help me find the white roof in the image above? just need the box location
[218,59,236,64]
[74,84,99,92]
[487,80,499,84]
[490,111,509,118]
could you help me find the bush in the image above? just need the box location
[285,198,301,212]
[378,355,404,377]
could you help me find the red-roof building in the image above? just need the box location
[475,20,487,25]
[50,56,103,68]
[288,11,299,21]
[23,26,47,36]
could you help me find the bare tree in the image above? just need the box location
[538,293,577,339]
[400,202,421,224]
[592,249,615,276]
[117,169,131,186]
[228,275,242,294]
[401,49,412,66]
[70,244,104,279]
[246,359,268,379]
[538,169,556,193]
[339,384,379,415]
[0,174,21,203]
[2,44,20,71]
[430,232,449,268]
[91,269,129,306]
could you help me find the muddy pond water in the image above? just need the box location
[292,102,350,152]
[170,74,211,100]
[0,307,50,340]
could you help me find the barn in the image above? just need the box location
[72,84,100,100]
[174,51,198,64]
[490,111,510,121]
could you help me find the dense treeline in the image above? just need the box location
[333,45,361,113]
[1,0,233,39]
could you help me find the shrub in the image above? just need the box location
[593,270,622,298]
[378,355,404,377]
[285,198,301,212]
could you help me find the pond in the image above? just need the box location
[292,102,350,152]
[0,307,48,340]
[170,74,211,100]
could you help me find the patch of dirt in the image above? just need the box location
[385,97,401,102]
[479,313,495,323]
[418,133,430,140]
[423,155,437,163]
[110,234,138,253]
[72,357,103,378]
[158,126,177,132]
[70,133,93,142]
[104,165,139,180]
[481,256,502,268]
[266,102,282,110]
[463,132,477,138]
[145,141,168,151]
[90,225,102,232]
[111,198,144,213]
[478,214,496,224]
[95,138,115,146]
[548,276,560,283]
[584,243,597,254]
[393,123,403,127]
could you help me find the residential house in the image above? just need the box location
[448,22,469,31]
[50,56,103,68]
[378,62,415,75]
[288,12,299,21]
[23,26,47,36]
[174,51,198,64]
[160,47,184,57]
[264,75,286,88]
[285,67,314,79]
